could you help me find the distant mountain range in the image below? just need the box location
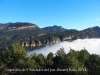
[42,25,66,32]
[0,22,100,50]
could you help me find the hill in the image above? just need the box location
[42,25,66,32]
[0,22,100,50]
[0,22,45,49]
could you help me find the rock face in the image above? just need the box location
[21,37,61,48]
[21,26,100,49]
[0,22,38,32]
[21,36,76,49]
[6,25,37,31]
[5,23,37,32]
[0,22,100,50]
[62,35,74,41]
[31,41,36,47]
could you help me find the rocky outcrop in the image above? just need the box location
[30,41,36,47]
[6,25,37,32]
[21,37,61,48]
[21,33,92,49]
[62,35,74,41]
[22,41,30,47]
[0,22,38,32]
[20,26,100,50]
[1,22,100,50]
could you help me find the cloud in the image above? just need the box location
[28,38,100,56]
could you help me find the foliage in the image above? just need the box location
[0,43,100,75]
[1,23,100,51]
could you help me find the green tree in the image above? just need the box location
[65,48,88,75]
[78,48,90,63]
[32,53,46,68]
[0,42,37,75]
[55,47,66,57]
[46,52,54,66]
[85,54,100,75]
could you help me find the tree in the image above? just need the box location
[32,53,46,68]
[55,47,66,57]
[0,42,37,75]
[85,54,100,75]
[46,52,54,66]
[78,48,90,63]
[12,41,27,59]
[64,48,88,75]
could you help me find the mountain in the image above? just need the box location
[42,25,66,32]
[21,26,100,50]
[0,22,38,32]
[0,22,100,50]
[0,22,45,49]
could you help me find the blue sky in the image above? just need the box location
[0,0,100,30]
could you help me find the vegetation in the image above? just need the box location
[0,23,45,49]
[0,23,100,50]
[0,42,100,75]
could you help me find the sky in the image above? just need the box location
[28,38,100,56]
[0,0,100,30]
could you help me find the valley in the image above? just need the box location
[0,22,100,50]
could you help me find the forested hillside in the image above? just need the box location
[0,22,100,50]
[0,22,45,49]
[0,42,100,75]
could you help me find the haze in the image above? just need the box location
[28,38,100,56]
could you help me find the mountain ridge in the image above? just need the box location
[0,22,100,50]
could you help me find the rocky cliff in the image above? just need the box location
[21,26,100,50]
[0,22,100,50]
[21,37,61,49]
[0,22,38,32]
[21,34,80,49]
